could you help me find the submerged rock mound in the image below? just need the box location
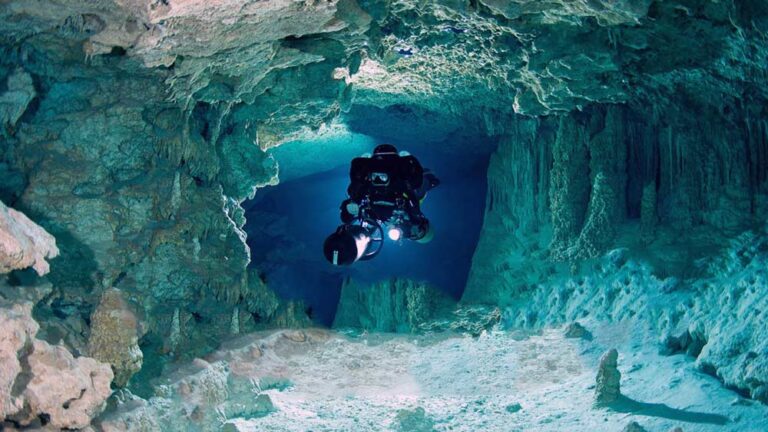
[0,200,58,276]
[0,301,112,429]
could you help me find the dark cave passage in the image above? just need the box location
[243,126,494,326]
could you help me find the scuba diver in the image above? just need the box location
[323,144,440,266]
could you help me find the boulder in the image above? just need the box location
[621,421,648,432]
[564,322,592,340]
[0,302,38,419]
[88,289,143,387]
[0,301,112,429]
[0,200,59,276]
[21,339,113,429]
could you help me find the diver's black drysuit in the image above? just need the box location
[340,145,438,240]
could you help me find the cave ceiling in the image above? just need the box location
[2,0,765,150]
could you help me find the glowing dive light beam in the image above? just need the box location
[387,227,402,241]
[355,234,371,260]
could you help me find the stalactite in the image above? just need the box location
[588,106,627,221]
[333,278,449,333]
[230,307,240,335]
[485,117,546,234]
[168,307,181,354]
[549,114,590,261]
[574,173,617,259]
[639,183,657,244]
[170,171,181,219]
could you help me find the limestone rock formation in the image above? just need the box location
[0,200,59,276]
[0,301,113,429]
[99,329,336,431]
[595,348,621,405]
[22,339,113,429]
[622,421,648,432]
[639,183,657,244]
[394,407,435,432]
[0,302,37,420]
[0,69,35,135]
[574,173,618,259]
[564,322,592,340]
[549,115,590,261]
[88,289,143,387]
[333,278,451,333]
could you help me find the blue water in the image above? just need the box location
[244,134,493,325]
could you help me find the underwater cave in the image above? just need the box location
[1,1,768,431]
[244,103,495,325]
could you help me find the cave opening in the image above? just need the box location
[243,104,496,326]
[3,1,768,429]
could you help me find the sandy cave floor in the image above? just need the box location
[188,323,768,432]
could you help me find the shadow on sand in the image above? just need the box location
[607,395,730,425]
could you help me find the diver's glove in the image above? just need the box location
[346,201,360,216]
[340,199,360,223]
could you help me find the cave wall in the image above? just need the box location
[465,100,768,304]
[462,99,768,401]
[1,0,767,401]
[0,0,374,389]
[0,44,300,375]
[333,278,452,333]
[0,0,370,384]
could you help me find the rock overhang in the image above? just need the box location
[4,0,764,155]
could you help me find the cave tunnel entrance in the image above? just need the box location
[243,104,497,326]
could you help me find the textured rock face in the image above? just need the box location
[0,0,767,415]
[333,278,451,333]
[0,69,35,134]
[595,348,621,405]
[459,84,767,403]
[0,302,37,420]
[466,101,768,301]
[0,301,113,429]
[492,229,768,404]
[0,0,372,372]
[0,200,59,275]
[88,289,143,387]
[23,339,113,429]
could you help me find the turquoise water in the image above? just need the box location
[245,130,493,325]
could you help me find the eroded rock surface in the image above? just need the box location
[98,327,762,431]
[333,278,452,333]
[0,200,59,276]
[22,339,113,429]
[0,302,37,420]
[0,301,112,429]
[88,288,143,387]
[595,348,621,405]
[495,229,768,404]
[0,0,767,419]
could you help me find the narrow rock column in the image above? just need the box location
[87,289,143,387]
[640,183,657,244]
[549,115,590,261]
[595,348,621,405]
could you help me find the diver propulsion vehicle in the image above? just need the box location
[322,195,424,266]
